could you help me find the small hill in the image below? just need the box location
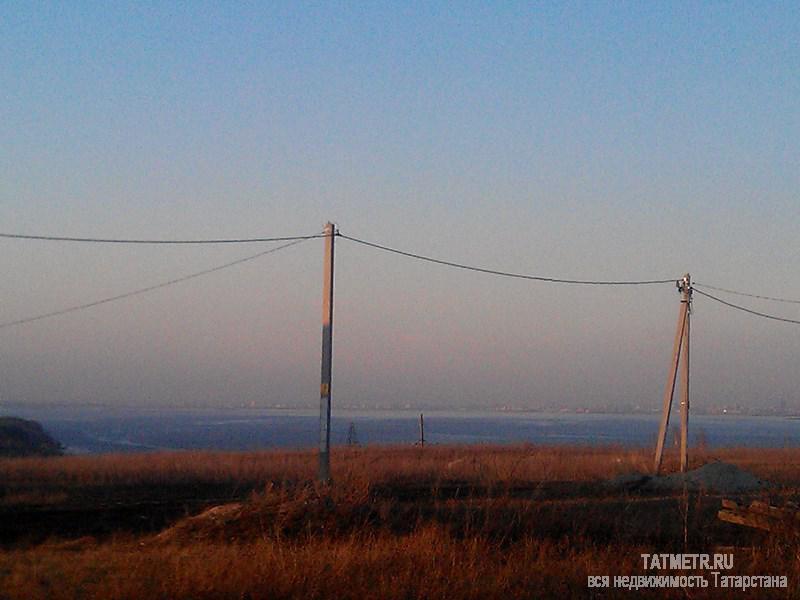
[0,417,64,457]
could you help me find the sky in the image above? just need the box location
[1,2,798,412]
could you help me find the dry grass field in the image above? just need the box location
[1,445,799,599]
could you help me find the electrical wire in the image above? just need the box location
[0,237,311,330]
[693,282,800,305]
[339,234,676,285]
[693,288,800,325]
[0,232,325,244]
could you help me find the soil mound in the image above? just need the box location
[154,502,244,544]
[610,462,767,494]
[151,487,344,545]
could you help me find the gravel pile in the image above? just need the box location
[610,461,767,493]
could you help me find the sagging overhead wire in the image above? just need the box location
[693,282,800,305]
[6,224,798,326]
[0,232,325,244]
[0,237,312,330]
[693,288,800,325]
[339,234,676,286]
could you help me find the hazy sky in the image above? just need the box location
[1,2,798,411]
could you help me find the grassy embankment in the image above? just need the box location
[0,445,798,599]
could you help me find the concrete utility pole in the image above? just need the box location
[318,222,336,483]
[654,274,692,474]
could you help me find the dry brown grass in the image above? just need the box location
[3,444,799,491]
[1,445,799,599]
[0,530,624,600]
[0,449,315,491]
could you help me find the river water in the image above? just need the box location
[2,406,798,454]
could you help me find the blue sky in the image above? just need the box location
[1,2,798,410]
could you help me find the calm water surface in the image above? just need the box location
[2,406,799,454]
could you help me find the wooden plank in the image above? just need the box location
[748,501,787,518]
[718,509,775,532]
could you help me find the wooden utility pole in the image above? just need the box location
[654,274,692,474]
[679,278,691,473]
[318,222,336,482]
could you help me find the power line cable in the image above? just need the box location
[339,234,676,285]
[693,282,800,305]
[0,232,324,244]
[693,288,800,325]
[0,237,311,330]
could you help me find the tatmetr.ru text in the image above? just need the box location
[641,553,733,570]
